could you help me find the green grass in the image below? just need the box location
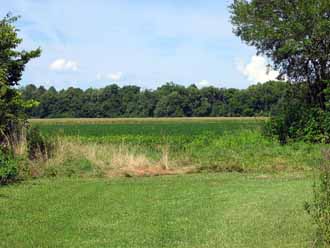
[2,118,323,246]
[33,118,262,137]
[0,173,315,247]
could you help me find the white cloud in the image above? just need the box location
[108,72,123,81]
[237,55,279,83]
[97,72,123,81]
[49,59,79,72]
[197,80,211,88]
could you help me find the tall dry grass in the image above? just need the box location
[0,125,193,179]
[33,139,192,178]
[0,127,27,157]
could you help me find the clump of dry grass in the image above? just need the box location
[1,126,27,157]
[33,139,194,178]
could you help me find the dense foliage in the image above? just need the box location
[0,14,41,184]
[21,81,288,118]
[0,150,18,184]
[26,126,54,160]
[231,0,330,109]
[0,14,40,146]
[231,0,330,143]
[263,83,330,144]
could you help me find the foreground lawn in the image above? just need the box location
[0,173,314,247]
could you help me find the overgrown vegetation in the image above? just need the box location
[26,118,327,178]
[263,84,330,144]
[26,126,54,160]
[0,149,18,184]
[0,14,41,184]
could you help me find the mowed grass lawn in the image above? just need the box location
[0,173,314,247]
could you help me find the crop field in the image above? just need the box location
[0,118,326,247]
[31,117,261,135]
[30,117,328,173]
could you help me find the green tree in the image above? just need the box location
[230,0,330,109]
[100,85,122,117]
[120,86,141,117]
[0,14,41,143]
[155,92,186,117]
[231,0,330,142]
[136,90,157,117]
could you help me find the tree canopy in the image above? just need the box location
[21,81,288,118]
[230,0,330,109]
[0,14,41,138]
[231,0,330,143]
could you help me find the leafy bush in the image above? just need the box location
[265,107,330,144]
[305,150,330,246]
[27,126,54,160]
[263,83,330,144]
[0,149,18,185]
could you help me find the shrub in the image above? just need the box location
[305,150,330,245]
[27,126,54,160]
[0,149,18,185]
[263,83,330,144]
[265,107,330,144]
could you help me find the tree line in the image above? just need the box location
[20,81,288,118]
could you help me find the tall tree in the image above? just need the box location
[0,14,41,140]
[230,0,330,109]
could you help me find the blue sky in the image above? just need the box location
[2,0,278,90]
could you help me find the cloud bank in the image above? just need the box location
[237,55,279,83]
[49,59,79,72]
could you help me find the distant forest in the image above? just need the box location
[21,81,288,118]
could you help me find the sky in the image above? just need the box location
[1,0,279,90]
